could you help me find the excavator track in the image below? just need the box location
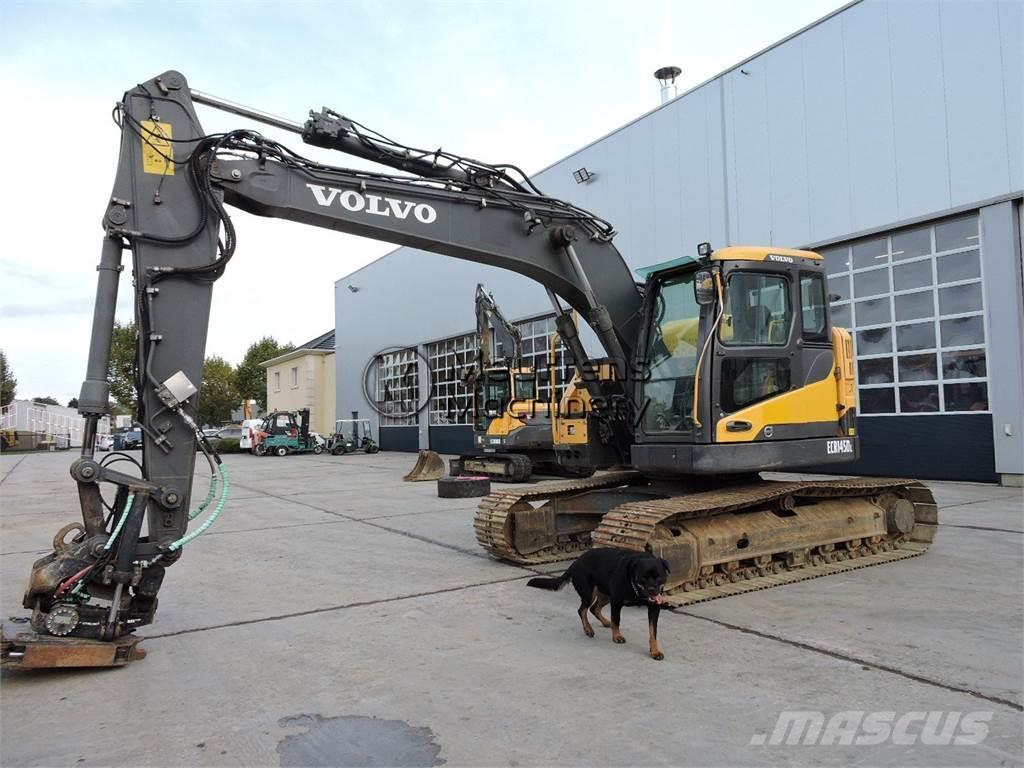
[473,471,645,564]
[592,477,937,606]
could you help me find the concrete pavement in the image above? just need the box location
[1,450,1021,767]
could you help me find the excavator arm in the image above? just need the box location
[474,284,523,370]
[2,70,643,665]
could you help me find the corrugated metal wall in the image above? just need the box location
[336,0,1023,463]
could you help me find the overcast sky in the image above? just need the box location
[0,0,845,404]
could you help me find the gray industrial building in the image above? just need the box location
[335,0,1023,485]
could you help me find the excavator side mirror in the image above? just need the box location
[694,270,716,306]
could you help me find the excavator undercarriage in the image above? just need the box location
[474,473,937,605]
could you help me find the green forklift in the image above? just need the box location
[254,409,324,456]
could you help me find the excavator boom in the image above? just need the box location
[1,71,936,668]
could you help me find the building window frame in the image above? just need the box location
[375,348,419,427]
[427,333,475,426]
[825,212,989,416]
[514,314,574,405]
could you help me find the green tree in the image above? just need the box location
[235,336,293,410]
[32,396,60,406]
[108,321,137,414]
[198,356,238,427]
[0,350,16,407]
[67,397,79,409]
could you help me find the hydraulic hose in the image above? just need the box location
[190,449,219,520]
[166,463,230,552]
[103,493,135,551]
[189,474,218,520]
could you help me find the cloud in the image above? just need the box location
[0,299,94,318]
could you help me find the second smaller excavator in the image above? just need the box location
[449,285,598,482]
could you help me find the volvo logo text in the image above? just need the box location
[306,184,438,224]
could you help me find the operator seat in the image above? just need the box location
[737,303,773,345]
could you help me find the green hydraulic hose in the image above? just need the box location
[189,471,218,520]
[166,463,230,552]
[103,493,135,551]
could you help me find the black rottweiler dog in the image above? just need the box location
[527,547,671,660]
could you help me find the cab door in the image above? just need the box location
[711,262,837,443]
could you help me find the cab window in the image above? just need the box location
[721,358,792,412]
[478,372,510,415]
[641,271,701,433]
[514,374,536,401]
[800,273,828,341]
[720,274,790,346]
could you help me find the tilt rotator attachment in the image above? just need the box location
[3,360,231,669]
[2,447,231,669]
[3,465,161,668]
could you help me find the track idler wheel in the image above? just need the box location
[886,498,916,535]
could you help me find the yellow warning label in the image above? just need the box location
[141,120,174,175]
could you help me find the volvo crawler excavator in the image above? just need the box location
[0,71,937,669]
[450,284,595,482]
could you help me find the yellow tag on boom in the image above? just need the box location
[141,120,173,175]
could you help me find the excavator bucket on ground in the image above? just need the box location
[403,450,446,482]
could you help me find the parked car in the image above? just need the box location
[214,425,243,441]
[113,429,142,450]
[196,425,244,451]
[239,419,264,453]
[95,434,115,452]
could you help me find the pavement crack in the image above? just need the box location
[359,507,477,521]
[941,496,1022,510]
[202,519,352,538]
[0,455,28,486]
[939,522,1023,534]
[354,519,487,558]
[677,611,1023,712]
[229,479,541,571]
[146,573,534,639]
[1,548,50,557]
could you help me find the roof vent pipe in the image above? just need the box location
[654,66,682,105]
